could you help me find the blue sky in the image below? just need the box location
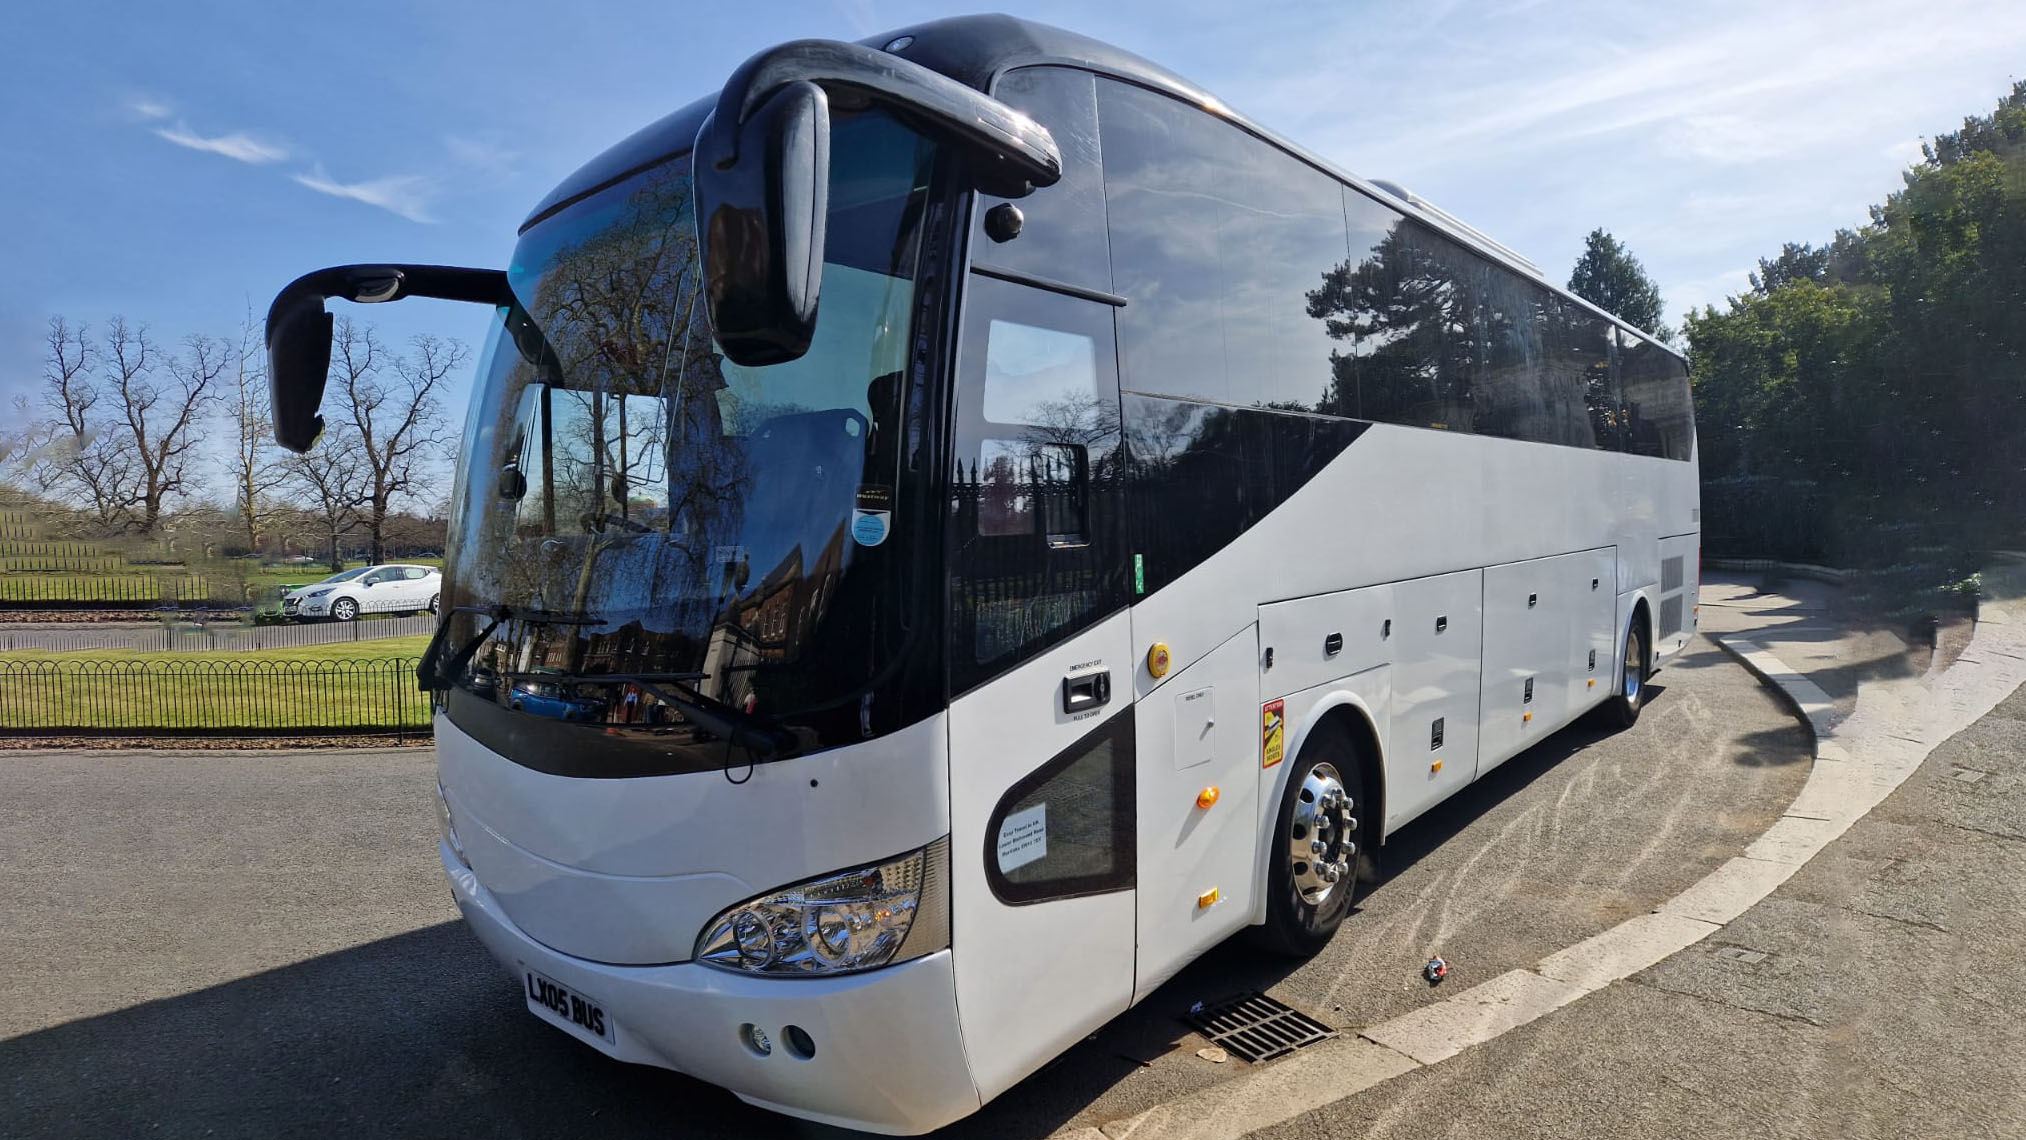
[4,0,2023,468]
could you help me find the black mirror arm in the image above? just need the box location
[266,265,508,453]
[702,39,1062,195]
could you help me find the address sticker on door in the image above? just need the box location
[1261,699,1286,768]
[996,803,1048,872]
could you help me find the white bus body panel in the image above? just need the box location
[946,610,1136,1102]
[436,714,950,965]
[1125,422,1697,847]
[1133,625,1265,1002]
[445,844,980,1135]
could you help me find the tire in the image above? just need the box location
[1603,618,1648,728]
[1255,718,1369,958]
[331,597,359,623]
[428,593,440,615]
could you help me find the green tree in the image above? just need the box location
[1568,229,1671,342]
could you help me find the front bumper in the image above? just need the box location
[441,841,981,1135]
[284,595,330,617]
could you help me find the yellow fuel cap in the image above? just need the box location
[1147,642,1172,678]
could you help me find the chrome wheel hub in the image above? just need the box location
[1288,762,1357,906]
[1624,631,1643,700]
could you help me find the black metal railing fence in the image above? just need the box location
[0,657,430,736]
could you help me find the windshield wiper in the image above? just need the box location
[516,671,799,760]
[414,605,609,693]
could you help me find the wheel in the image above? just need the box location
[330,597,359,622]
[1603,619,1648,728]
[1256,719,1368,958]
[428,593,440,615]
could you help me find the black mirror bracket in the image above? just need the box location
[265,264,507,453]
[698,38,1064,198]
[693,39,1065,370]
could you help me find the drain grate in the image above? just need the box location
[1183,992,1337,1064]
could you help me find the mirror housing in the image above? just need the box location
[693,38,1064,368]
[695,81,831,368]
[264,264,507,453]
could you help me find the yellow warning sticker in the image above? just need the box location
[1261,699,1285,768]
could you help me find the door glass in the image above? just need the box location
[948,275,1125,694]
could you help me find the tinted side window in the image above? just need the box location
[986,710,1136,904]
[1099,80,1348,411]
[973,68,1109,292]
[1315,202,1483,433]
[1545,299,1620,450]
[1618,330,1694,460]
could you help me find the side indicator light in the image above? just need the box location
[1523,711,1533,723]
[1197,888,1220,909]
[1430,758,1444,774]
[1147,642,1172,679]
[1587,678,1596,689]
[1196,786,1220,809]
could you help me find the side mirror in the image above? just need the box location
[266,290,336,452]
[695,80,830,368]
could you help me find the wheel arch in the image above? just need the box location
[1624,596,1654,679]
[1252,690,1387,927]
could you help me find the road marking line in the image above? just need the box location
[1535,912,1722,992]
[1095,1038,1417,1140]
[1359,970,1587,1066]
[1655,855,1798,925]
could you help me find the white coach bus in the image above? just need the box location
[264,15,1697,1134]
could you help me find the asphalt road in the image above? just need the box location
[0,633,1807,1139]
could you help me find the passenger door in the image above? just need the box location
[944,272,1138,1102]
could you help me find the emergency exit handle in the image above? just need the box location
[1062,668,1112,714]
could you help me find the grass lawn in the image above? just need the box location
[0,637,434,731]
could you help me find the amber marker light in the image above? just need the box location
[1196,786,1220,809]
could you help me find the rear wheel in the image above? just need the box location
[330,597,359,623]
[428,593,440,615]
[1603,619,1648,728]
[1256,719,1368,958]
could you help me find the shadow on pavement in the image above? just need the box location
[0,923,842,1140]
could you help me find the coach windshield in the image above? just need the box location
[438,107,938,769]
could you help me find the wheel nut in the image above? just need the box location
[1311,839,1327,855]
[1344,841,1358,856]
[1344,816,1358,832]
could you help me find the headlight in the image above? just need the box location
[306,588,331,598]
[435,781,468,867]
[695,838,949,976]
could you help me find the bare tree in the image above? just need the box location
[329,318,460,563]
[38,316,135,529]
[114,321,226,534]
[283,424,367,571]
[223,312,286,553]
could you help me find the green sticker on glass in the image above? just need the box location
[1134,553,1145,595]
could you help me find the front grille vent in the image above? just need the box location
[1183,992,1337,1063]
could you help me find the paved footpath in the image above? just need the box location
[1095,566,2026,1140]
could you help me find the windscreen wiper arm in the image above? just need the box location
[526,671,799,760]
[414,605,609,692]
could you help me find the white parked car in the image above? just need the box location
[283,563,442,622]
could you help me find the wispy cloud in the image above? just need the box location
[290,164,437,223]
[129,98,172,121]
[153,122,288,164]
[444,134,518,178]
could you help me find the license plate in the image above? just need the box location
[521,966,616,1046]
